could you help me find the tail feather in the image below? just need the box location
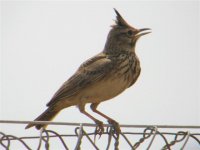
[25,107,59,130]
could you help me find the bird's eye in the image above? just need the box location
[127,30,133,36]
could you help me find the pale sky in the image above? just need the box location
[1,1,199,149]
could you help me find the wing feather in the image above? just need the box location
[46,53,113,107]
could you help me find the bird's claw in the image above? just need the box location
[108,119,121,136]
[94,120,104,141]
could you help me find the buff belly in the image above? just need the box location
[78,75,130,104]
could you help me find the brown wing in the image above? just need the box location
[46,53,113,107]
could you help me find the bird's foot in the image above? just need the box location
[108,119,121,136]
[94,120,104,138]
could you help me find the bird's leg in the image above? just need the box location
[78,105,104,136]
[90,103,121,135]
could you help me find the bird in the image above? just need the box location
[25,8,151,135]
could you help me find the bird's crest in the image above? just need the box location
[113,8,133,28]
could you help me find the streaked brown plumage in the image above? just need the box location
[25,9,151,135]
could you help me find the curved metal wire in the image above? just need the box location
[0,120,199,150]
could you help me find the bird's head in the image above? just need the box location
[104,9,151,53]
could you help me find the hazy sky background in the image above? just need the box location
[1,0,199,149]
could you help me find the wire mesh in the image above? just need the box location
[0,120,199,150]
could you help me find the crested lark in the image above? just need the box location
[26,9,151,135]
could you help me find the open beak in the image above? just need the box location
[135,28,151,39]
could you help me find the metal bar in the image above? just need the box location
[0,120,200,129]
[0,120,199,150]
[74,124,83,150]
[82,130,99,150]
[181,131,190,150]
[36,128,43,150]
[146,126,158,149]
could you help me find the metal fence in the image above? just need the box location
[0,120,199,150]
